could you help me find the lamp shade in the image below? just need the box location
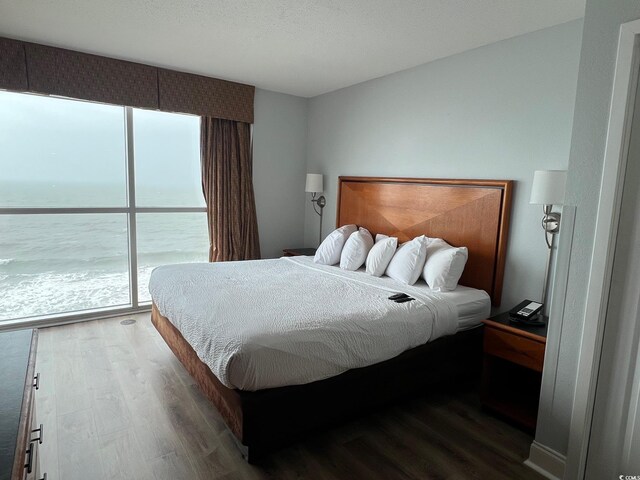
[530,170,567,205]
[305,174,323,193]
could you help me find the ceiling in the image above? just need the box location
[0,0,585,98]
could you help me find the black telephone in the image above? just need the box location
[510,300,543,319]
[509,300,544,325]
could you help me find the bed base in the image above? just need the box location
[151,304,484,463]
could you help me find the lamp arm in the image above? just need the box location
[309,193,326,245]
[540,204,562,314]
[318,208,323,246]
[542,236,552,309]
[310,193,326,217]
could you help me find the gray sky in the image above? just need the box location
[0,90,201,190]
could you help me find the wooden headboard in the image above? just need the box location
[337,177,513,306]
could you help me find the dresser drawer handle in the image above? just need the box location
[32,423,44,444]
[39,474,47,480]
[25,442,34,473]
[33,373,40,390]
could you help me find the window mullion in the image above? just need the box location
[0,207,130,215]
[125,107,139,309]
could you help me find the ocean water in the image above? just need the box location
[0,183,209,321]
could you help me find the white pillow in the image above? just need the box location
[314,224,357,265]
[366,236,398,276]
[385,235,429,285]
[375,233,389,243]
[340,228,374,270]
[422,238,468,291]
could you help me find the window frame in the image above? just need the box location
[0,103,206,328]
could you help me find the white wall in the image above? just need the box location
[583,55,640,478]
[253,18,607,460]
[304,20,583,313]
[253,88,308,258]
[556,0,640,460]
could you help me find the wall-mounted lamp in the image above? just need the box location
[305,174,326,246]
[530,169,567,311]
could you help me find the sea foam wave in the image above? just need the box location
[0,266,158,320]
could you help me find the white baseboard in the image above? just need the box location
[524,441,566,480]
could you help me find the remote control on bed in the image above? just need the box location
[395,296,414,303]
[388,293,409,300]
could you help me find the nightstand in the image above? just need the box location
[480,312,547,431]
[282,247,317,257]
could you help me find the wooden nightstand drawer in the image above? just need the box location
[282,247,317,257]
[484,327,545,372]
[481,314,546,430]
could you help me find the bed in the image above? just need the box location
[150,176,513,462]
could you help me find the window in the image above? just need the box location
[132,108,208,302]
[133,108,204,208]
[136,212,209,302]
[0,92,128,208]
[0,91,208,322]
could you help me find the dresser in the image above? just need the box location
[0,329,44,480]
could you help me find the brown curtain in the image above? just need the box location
[201,117,261,262]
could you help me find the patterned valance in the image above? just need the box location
[0,37,254,123]
[0,37,27,91]
[159,69,254,124]
[25,43,159,109]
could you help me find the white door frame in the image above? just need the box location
[565,19,640,479]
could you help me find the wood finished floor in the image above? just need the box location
[36,314,544,480]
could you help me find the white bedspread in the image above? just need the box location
[149,256,458,391]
